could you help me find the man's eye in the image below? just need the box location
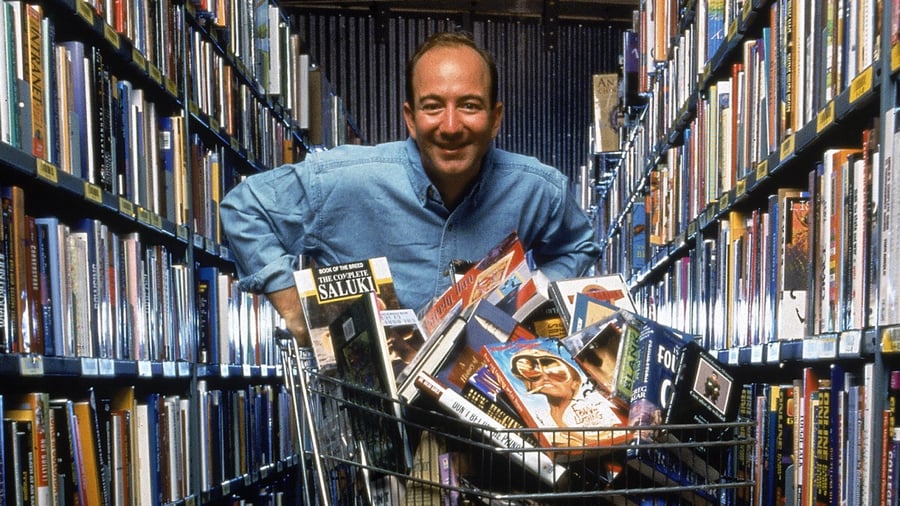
[421,103,442,112]
[461,102,481,111]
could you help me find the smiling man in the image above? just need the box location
[220,31,599,346]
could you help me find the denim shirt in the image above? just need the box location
[220,138,599,312]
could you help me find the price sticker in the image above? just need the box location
[19,356,44,376]
[162,361,176,377]
[727,348,739,365]
[766,342,781,363]
[840,330,862,356]
[242,364,252,377]
[132,48,147,70]
[136,207,151,225]
[148,64,162,84]
[220,364,230,378]
[178,362,191,377]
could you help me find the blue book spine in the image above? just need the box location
[33,217,61,357]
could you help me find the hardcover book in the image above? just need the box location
[379,307,428,384]
[294,256,400,373]
[482,337,629,454]
[329,290,412,474]
[548,273,636,333]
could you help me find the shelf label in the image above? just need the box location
[750,344,764,364]
[184,497,197,506]
[84,182,103,204]
[76,1,94,24]
[148,64,162,85]
[80,358,100,376]
[131,48,147,70]
[176,225,189,242]
[149,213,162,230]
[221,481,231,496]
[230,137,240,152]
[118,198,135,218]
[189,101,200,117]
[98,358,115,376]
[103,24,120,49]
[260,365,269,377]
[193,233,204,249]
[209,116,221,132]
[766,342,781,363]
[19,355,44,376]
[755,160,768,181]
[779,135,795,161]
[219,364,230,377]
[894,43,900,73]
[165,78,177,96]
[742,0,752,18]
[36,159,59,184]
[816,101,835,133]
[840,330,862,356]
[136,206,151,225]
[736,178,746,195]
[242,364,252,377]
[727,348,739,365]
[178,361,191,377]
[162,361,176,377]
[137,360,153,377]
[727,20,738,41]
[849,67,873,104]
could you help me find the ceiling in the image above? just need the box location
[277,0,639,24]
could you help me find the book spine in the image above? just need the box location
[414,371,566,487]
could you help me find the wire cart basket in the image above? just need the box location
[277,332,754,505]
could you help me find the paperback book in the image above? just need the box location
[294,256,400,373]
[548,273,636,333]
[329,291,413,474]
[482,337,630,454]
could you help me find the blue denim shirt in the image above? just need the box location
[220,138,599,312]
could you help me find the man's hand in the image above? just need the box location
[266,286,311,347]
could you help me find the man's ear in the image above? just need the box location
[403,101,417,139]
[490,101,504,139]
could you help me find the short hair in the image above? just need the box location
[405,31,499,108]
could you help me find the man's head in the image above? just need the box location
[403,32,504,209]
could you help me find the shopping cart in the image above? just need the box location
[277,330,754,505]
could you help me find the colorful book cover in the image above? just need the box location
[482,337,629,454]
[293,256,400,373]
[419,231,527,339]
[548,273,635,333]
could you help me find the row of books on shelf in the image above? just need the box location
[0,184,284,366]
[737,363,900,506]
[601,113,889,348]
[620,0,889,239]
[292,232,745,502]
[0,383,296,506]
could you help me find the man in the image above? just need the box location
[220,31,599,345]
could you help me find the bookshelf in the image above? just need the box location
[596,0,899,502]
[0,0,352,503]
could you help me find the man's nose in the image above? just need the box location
[439,107,464,134]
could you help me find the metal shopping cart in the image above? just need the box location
[277,331,754,505]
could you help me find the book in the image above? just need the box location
[329,290,412,474]
[434,298,531,393]
[293,256,400,373]
[396,312,467,404]
[6,392,52,506]
[4,418,35,506]
[482,337,630,454]
[418,231,528,340]
[379,307,428,384]
[413,370,568,488]
[548,274,636,333]
[48,398,84,505]
[71,398,104,505]
[460,365,530,435]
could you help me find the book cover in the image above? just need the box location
[418,231,527,339]
[329,290,412,474]
[48,398,84,505]
[4,418,35,506]
[548,273,636,333]
[293,256,400,373]
[6,392,52,505]
[396,313,466,404]
[379,307,428,384]
[413,371,568,488]
[460,365,530,435]
[482,337,629,453]
[434,298,529,393]
[71,399,103,505]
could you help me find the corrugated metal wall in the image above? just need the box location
[291,11,625,180]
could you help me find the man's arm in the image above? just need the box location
[266,286,311,347]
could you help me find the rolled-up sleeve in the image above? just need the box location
[220,164,314,294]
[530,182,600,281]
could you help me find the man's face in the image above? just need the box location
[403,44,503,185]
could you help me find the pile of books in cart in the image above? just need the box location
[285,232,752,505]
